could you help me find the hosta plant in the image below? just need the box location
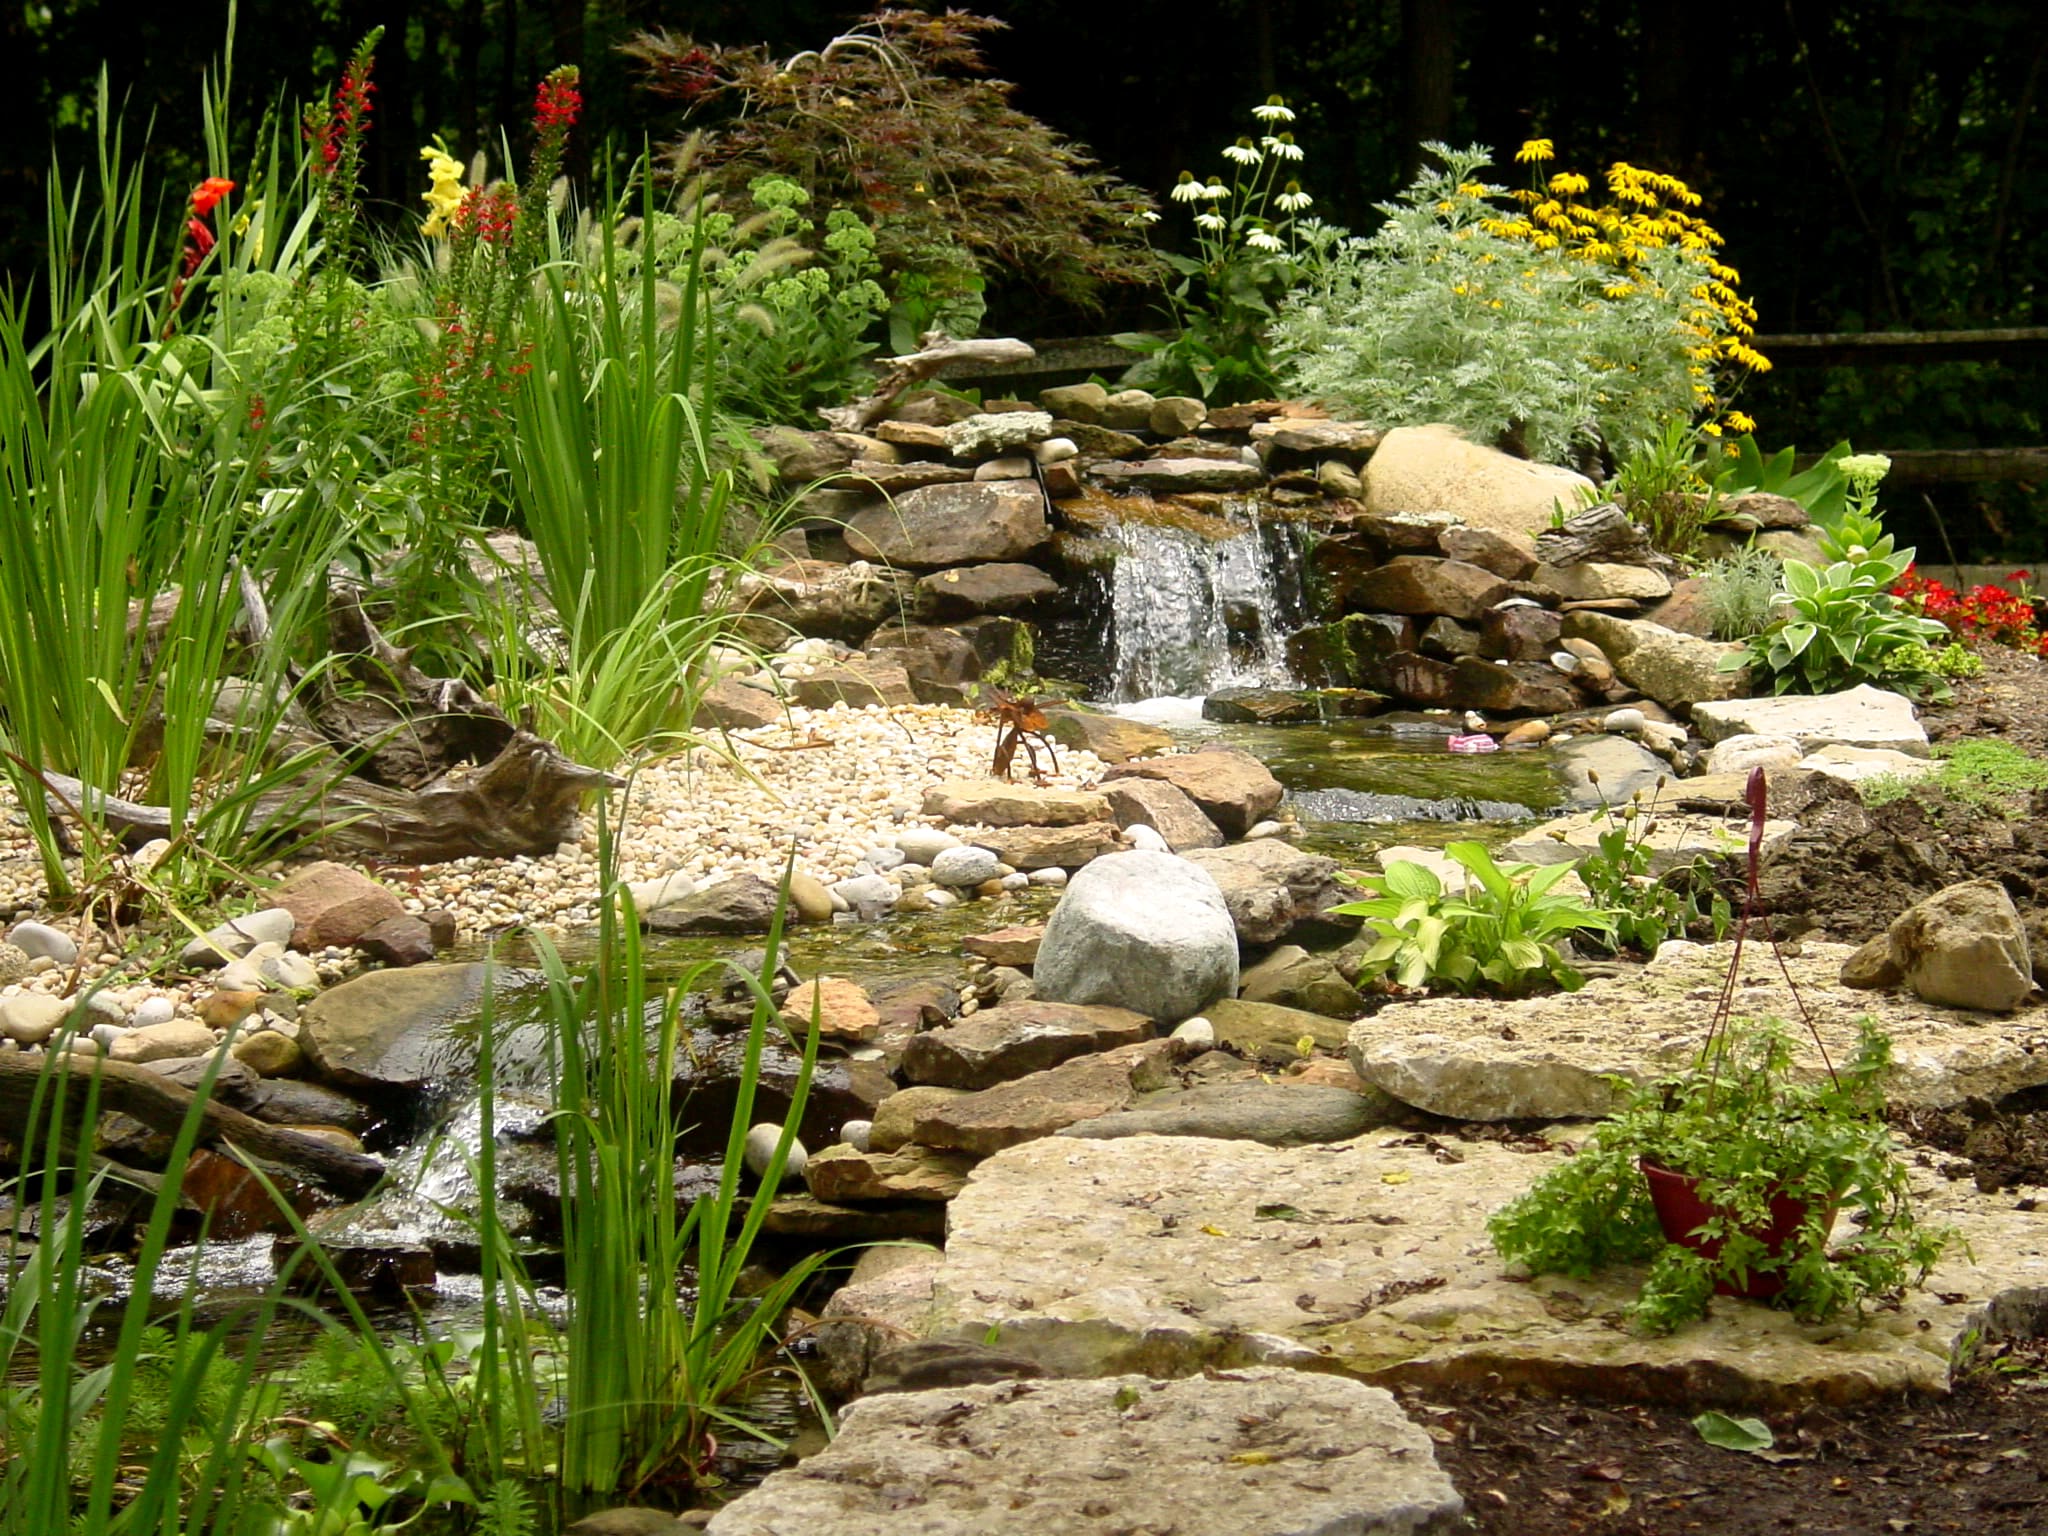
[1332,841,1616,996]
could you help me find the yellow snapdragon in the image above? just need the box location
[420,142,466,237]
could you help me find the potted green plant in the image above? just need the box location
[1486,769,1955,1333]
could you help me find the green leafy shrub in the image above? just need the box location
[1605,420,1716,556]
[1571,787,1731,955]
[1927,641,1984,678]
[622,174,888,425]
[1332,841,1617,995]
[1489,1017,1954,1334]
[1699,546,1785,640]
[1862,737,2048,812]
[1274,142,1761,464]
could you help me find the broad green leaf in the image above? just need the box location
[1522,860,1579,898]
[1379,860,1442,900]
[1445,841,1512,903]
[1692,1411,1774,1453]
[1781,560,1821,600]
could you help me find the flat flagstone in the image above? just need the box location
[1691,684,1929,754]
[705,1369,1463,1536]
[1347,939,2048,1121]
[818,1130,2048,1410]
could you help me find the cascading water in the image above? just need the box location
[1103,501,1312,702]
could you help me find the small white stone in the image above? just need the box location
[7,921,77,966]
[925,888,959,910]
[896,827,962,865]
[742,1123,808,1181]
[840,1119,874,1152]
[1027,867,1068,887]
[973,455,1033,481]
[130,996,176,1027]
[1126,824,1170,854]
[1603,708,1648,734]
[930,846,1003,888]
[1171,1016,1216,1051]
[1000,871,1030,891]
[1244,821,1287,841]
[1033,437,1078,464]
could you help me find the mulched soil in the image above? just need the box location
[1693,646,2048,944]
[1407,1337,2048,1534]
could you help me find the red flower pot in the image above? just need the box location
[1639,1160,1834,1300]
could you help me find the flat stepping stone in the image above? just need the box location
[1500,807,1796,874]
[819,1131,2046,1410]
[1347,939,2048,1121]
[1692,683,1928,754]
[704,1368,1463,1536]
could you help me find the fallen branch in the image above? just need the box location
[819,332,1036,431]
[0,1051,384,1199]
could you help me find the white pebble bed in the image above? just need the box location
[0,700,1108,967]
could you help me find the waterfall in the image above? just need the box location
[1105,504,1310,702]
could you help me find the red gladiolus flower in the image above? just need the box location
[191,177,236,216]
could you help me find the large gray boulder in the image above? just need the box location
[1034,851,1238,1021]
[1560,612,1748,707]
[1364,423,1596,536]
[1692,684,1928,754]
[1059,1080,1397,1146]
[704,1369,1463,1536]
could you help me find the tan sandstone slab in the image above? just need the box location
[821,1131,2047,1410]
[1347,939,2048,1121]
[704,1368,1463,1536]
[1499,807,1797,875]
[921,779,1111,827]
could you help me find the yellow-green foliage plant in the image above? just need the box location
[1274,141,1768,465]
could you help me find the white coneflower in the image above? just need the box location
[1261,133,1305,161]
[1130,209,1162,225]
[1252,94,1295,123]
[1170,172,1204,203]
[1202,179,1229,200]
[1195,212,1226,232]
[1222,138,1262,166]
[1245,228,1284,252]
[1275,182,1312,213]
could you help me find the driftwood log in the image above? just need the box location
[41,567,622,864]
[819,333,1036,431]
[0,1052,384,1199]
[1533,502,1662,569]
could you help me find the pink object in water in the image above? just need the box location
[1447,733,1498,754]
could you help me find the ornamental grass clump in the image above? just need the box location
[1273,141,1767,464]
